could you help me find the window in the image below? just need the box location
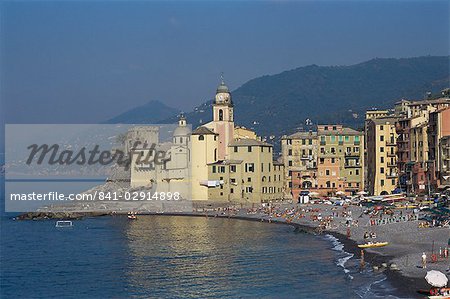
[380,136,384,142]
[245,163,255,172]
[302,139,306,145]
[248,146,252,152]
[230,165,236,173]
[355,136,360,142]
[380,167,384,174]
[309,139,313,145]
[288,161,292,166]
[381,179,385,186]
[326,169,330,176]
[219,166,225,173]
[331,136,336,142]
[288,149,292,156]
[230,188,234,194]
[320,158,324,164]
[247,177,252,182]
[332,126,337,130]
[354,147,359,152]
[309,149,312,155]
[381,157,384,163]
[345,136,349,142]
[234,146,238,152]
[230,178,236,184]
[356,169,359,175]
[331,147,336,154]
[198,135,204,141]
[212,166,216,173]
[331,158,335,163]
[261,163,264,172]
[380,147,384,152]
[218,109,223,121]
[380,125,384,130]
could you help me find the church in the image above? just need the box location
[190,79,284,203]
[127,78,284,203]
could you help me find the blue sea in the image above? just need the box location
[0,152,409,298]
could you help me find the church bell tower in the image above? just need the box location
[212,75,234,160]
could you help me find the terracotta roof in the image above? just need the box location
[191,126,217,135]
[284,131,318,139]
[317,127,362,136]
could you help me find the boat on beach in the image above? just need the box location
[357,241,389,248]
[127,212,137,220]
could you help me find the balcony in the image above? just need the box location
[354,141,361,146]
[387,162,396,168]
[386,173,398,178]
[344,163,362,168]
[345,152,360,157]
[387,152,396,157]
[386,141,396,146]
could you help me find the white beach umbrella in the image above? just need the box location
[357,191,368,195]
[336,191,345,196]
[425,270,448,287]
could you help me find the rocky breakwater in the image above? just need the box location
[15,211,111,220]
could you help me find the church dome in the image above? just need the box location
[216,82,229,94]
[173,125,191,137]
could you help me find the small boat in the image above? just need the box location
[127,212,137,220]
[358,242,389,248]
[55,220,73,228]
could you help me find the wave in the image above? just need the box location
[324,234,354,278]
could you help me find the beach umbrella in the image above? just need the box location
[336,191,345,196]
[357,191,368,195]
[425,270,448,287]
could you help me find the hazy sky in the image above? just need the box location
[1,0,449,125]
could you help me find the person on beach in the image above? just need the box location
[422,252,427,269]
[364,231,369,240]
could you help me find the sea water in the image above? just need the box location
[0,213,412,298]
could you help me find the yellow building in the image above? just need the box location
[207,139,284,203]
[366,117,399,195]
[191,79,284,202]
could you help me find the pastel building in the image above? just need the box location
[366,117,399,195]
[190,79,284,203]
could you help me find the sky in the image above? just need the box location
[1,0,449,126]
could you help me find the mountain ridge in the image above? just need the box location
[108,56,450,142]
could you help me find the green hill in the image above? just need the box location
[166,56,449,139]
[110,56,450,145]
